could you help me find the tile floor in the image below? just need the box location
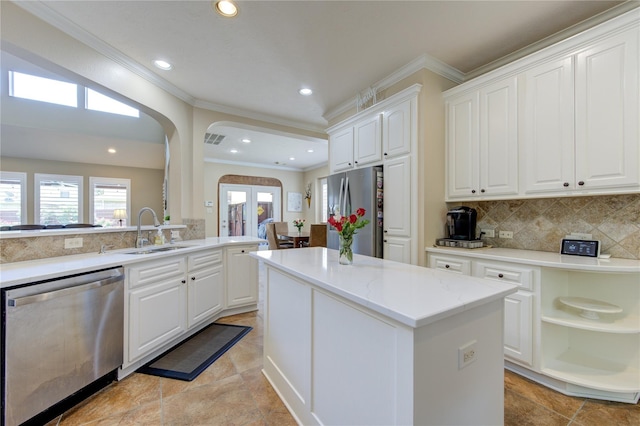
[43,261,638,425]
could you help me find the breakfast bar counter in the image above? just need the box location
[252,248,518,425]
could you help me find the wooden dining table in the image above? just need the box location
[278,231,310,248]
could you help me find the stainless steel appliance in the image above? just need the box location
[2,267,124,426]
[327,166,383,258]
[446,206,477,240]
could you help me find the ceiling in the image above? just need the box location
[6,0,634,170]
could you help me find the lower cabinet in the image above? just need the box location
[125,248,224,366]
[428,253,536,367]
[382,236,410,264]
[226,244,259,308]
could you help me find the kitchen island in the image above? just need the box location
[251,248,518,425]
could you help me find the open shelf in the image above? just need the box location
[542,348,640,393]
[542,309,640,334]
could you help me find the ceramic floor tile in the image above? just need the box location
[59,374,161,425]
[504,369,584,418]
[159,352,238,399]
[504,389,573,426]
[162,374,263,425]
[572,398,640,426]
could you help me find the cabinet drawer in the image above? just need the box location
[428,255,471,275]
[127,257,187,289]
[473,261,534,290]
[188,249,223,270]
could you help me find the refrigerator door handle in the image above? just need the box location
[343,177,349,214]
[338,177,345,216]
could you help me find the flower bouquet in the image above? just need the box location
[327,208,369,265]
[293,218,305,234]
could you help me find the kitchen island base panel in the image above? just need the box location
[264,266,506,425]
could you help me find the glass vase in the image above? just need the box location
[338,234,353,265]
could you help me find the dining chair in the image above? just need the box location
[307,224,327,247]
[266,223,293,250]
[273,221,294,248]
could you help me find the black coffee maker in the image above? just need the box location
[446,206,477,240]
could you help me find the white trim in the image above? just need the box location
[0,171,27,225]
[34,173,84,225]
[89,176,131,227]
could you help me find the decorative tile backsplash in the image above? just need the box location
[452,194,640,260]
[0,218,205,263]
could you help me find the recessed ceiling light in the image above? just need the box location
[108,148,116,154]
[307,149,314,153]
[230,149,238,153]
[289,157,296,161]
[299,88,313,96]
[214,0,238,17]
[153,60,172,70]
[241,138,251,143]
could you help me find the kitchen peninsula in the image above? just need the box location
[252,247,518,425]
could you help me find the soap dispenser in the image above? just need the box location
[154,228,165,245]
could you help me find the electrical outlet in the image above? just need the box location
[499,230,513,239]
[64,238,83,249]
[481,229,495,238]
[458,340,477,369]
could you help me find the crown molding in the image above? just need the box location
[324,54,464,122]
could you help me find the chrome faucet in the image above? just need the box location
[135,207,160,248]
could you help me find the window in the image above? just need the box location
[320,177,328,223]
[9,71,77,107]
[89,177,131,227]
[35,174,83,225]
[0,172,27,226]
[86,89,139,118]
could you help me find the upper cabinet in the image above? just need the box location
[445,10,639,201]
[446,77,518,199]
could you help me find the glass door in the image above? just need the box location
[219,184,281,239]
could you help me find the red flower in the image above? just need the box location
[356,208,366,217]
[349,214,357,224]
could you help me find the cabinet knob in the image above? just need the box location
[384,229,388,233]
[241,250,245,253]
[445,264,450,269]
[181,279,186,284]
[471,190,476,194]
[348,162,352,166]
[354,161,358,164]
[498,273,504,278]
[480,189,485,193]
[578,181,585,186]
[563,182,570,187]
[384,240,387,243]
[384,152,388,156]
[191,276,196,281]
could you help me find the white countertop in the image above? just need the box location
[0,236,263,288]
[252,248,518,328]
[426,246,640,273]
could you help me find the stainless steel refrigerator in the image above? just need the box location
[327,166,383,258]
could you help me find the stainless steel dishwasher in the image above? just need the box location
[2,267,124,426]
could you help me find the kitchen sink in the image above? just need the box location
[124,245,190,255]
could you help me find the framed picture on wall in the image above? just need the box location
[287,192,302,212]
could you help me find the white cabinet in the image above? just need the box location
[126,256,187,363]
[187,249,224,328]
[329,115,381,173]
[446,12,639,201]
[574,28,639,191]
[353,114,382,167]
[522,27,639,195]
[446,77,518,200]
[539,269,640,402]
[382,236,410,264]
[383,155,411,237]
[226,244,259,308]
[383,99,412,159]
[428,253,536,367]
[329,127,354,173]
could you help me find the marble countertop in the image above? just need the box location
[0,236,264,289]
[425,246,640,273]
[252,248,518,328]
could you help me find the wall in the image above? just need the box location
[303,165,330,223]
[450,194,640,260]
[1,157,164,225]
